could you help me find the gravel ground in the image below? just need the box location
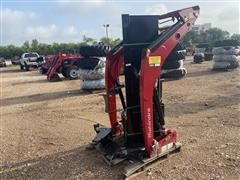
[0,57,239,180]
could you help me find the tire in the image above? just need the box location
[81,79,105,90]
[174,43,185,51]
[79,68,105,80]
[66,66,79,80]
[24,62,29,71]
[20,64,24,70]
[213,55,240,62]
[39,67,48,74]
[204,53,213,61]
[165,43,185,62]
[213,60,240,69]
[42,67,49,74]
[76,57,101,70]
[61,68,68,78]
[213,47,240,55]
[166,50,185,62]
[162,59,183,69]
[79,45,111,57]
[161,68,187,79]
[193,54,204,63]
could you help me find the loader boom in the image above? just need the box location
[92,5,200,177]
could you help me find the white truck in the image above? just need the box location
[20,52,40,71]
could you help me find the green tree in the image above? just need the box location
[0,36,122,58]
[22,41,30,52]
[205,28,229,43]
[31,39,39,52]
[231,34,240,41]
[100,37,121,46]
[82,35,97,45]
[181,28,230,47]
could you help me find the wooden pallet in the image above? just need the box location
[124,142,182,178]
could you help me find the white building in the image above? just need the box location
[192,23,211,33]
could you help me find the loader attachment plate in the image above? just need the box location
[124,142,181,177]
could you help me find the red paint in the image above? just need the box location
[140,6,199,156]
[105,47,124,132]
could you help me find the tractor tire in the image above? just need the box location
[39,67,48,74]
[204,53,213,61]
[193,54,204,63]
[161,68,187,80]
[166,51,185,62]
[42,67,49,74]
[79,45,111,57]
[162,59,183,70]
[24,62,30,71]
[20,64,24,70]
[66,66,79,80]
[166,44,186,61]
[76,57,101,70]
[61,68,68,78]
[213,47,240,55]
[213,55,240,62]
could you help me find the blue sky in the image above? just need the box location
[1,0,239,46]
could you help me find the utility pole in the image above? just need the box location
[103,24,109,39]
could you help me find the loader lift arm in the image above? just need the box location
[92,5,200,177]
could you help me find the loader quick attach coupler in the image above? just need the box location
[91,5,199,177]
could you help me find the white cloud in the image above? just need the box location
[2,8,36,23]
[145,4,168,15]
[55,1,104,16]
[1,8,85,45]
[196,3,239,34]
[63,26,78,36]
[26,24,57,39]
[1,8,37,45]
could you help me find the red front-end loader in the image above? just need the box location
[90,6,200,177]
[46,53,81,81]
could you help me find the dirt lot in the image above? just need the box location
[0,58,239,180]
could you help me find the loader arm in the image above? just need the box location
[105,43,124,131]
[140,6,199,156]
[92,6,200,177]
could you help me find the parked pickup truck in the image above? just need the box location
[20,52,40,71]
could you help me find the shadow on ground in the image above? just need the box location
[166,93,240,117]
[0,146,124,180]
[186,69,229,78]
[0,69,23,74]
[0,90,92,107]
[11,79,48,85]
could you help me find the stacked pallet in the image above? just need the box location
[161,43,187,79]
[212,40,240,70]
[78,45,110,90]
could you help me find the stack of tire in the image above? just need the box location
[160,43,187,80]
[193,51,204,63]
[193,43,213,63]
[212,40,240,71]
[78,44,111,90]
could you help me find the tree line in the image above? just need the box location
[181,28,240,47]
[0,28,239,59]
[0,36,121,59]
